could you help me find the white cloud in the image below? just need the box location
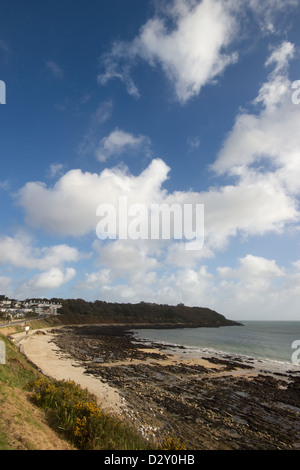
[218,254,285,280]
[265,41,295,73]
[0,234,80,297]
[18,159,170,237]
[94,239,159,282]
[99,0,239,103]
[253,41,295,110]
[75,239,160,303]
[77,269,113,291]
[18,144,298,256]
[211,41,300,198]
[247,0,298,34]
[0,234,80,271]
[214,255,300,320]
[26,267,76,291]
[163,173,298,255]
[98,0,298,103]
[173,265,215,305]
[95,128,151,162]
[137,0,238,103]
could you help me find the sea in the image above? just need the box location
[132,321,300,373]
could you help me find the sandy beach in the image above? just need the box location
[14,327,127,416]
[13,324,300,450]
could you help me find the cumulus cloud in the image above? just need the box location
[265,41,295,74]
[95,128,151,162]
[253,41,295,110]
[17,159,170,237]
[25,267,76,291]
[77,269,113,291]
[94,239,159,283]
[99,0,238,103]
[165,175,297,254]
[214,255,300,319]
[10,267,76,298]
[246,0,298,34]
[18,146,298,256]
[0,234,80,271]
[172,265,215,305]
[0,234,80,297]
[218,254,285,281]
[211,41,300,199]
[98,0,298,103]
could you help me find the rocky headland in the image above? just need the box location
[53,299,242,329]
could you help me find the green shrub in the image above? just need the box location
[29,377,153,450]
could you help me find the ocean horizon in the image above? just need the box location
[132,321,300,371]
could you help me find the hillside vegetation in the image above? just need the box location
[0,331,75,450]
[50,298,240,327]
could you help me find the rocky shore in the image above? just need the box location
[49,325,300,450]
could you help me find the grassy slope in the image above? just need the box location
[0,320,156,451]
[0,329,78,450]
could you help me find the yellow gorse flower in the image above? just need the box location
[74,401,101,419]
[161,436,187,450]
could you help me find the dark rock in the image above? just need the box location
[50,325,300,450]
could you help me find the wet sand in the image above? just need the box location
[14,325,300,450]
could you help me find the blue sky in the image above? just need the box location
[1,0,300,320]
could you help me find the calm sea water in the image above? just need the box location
[133,321,300,369]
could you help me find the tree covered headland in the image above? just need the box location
[46,298,241,328]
